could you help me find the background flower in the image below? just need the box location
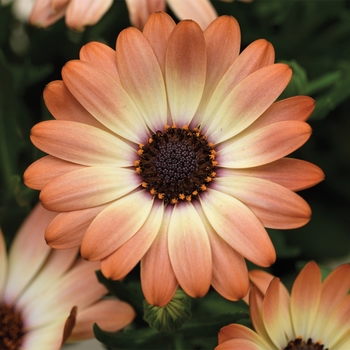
[0,204,135,350]
[216,261,350,350]
[29,0,113,30]
[25,0,252,31]
[126,0,252,30]
[23,12,323,307]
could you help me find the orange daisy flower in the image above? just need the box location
[0,204,135,350]
[29,0,113,31]
[217,261,350,350]
[24,13,324,306]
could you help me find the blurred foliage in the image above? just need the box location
[1,0,350,349]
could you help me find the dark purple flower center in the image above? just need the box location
[284,337,328,350]
[0,303,24,350]
[135,125,217,204]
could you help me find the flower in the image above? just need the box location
[0,204,135,350]
[29,0,113,31]
[126,0,252,31]
[216,261,350,350]
[24,12,324,306]
[28,0,251,31]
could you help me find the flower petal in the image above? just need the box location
[251,274,294,341]
[217,158,325,191]
[65,0,113,30]
[100,200,164,280]
[249,287,273,346]
[116,26,168,133]
[81,191,154,261]
[143,12,176,74]
[322,295,350,349]
[45,204,108,249]
[313,264,350,336]
[215,338,265,350]
[205,221,249,300]
[217,121,312,168]
[29,0,67,28]
[245,96,315,134]
[199,39,274,132]
[30,120,136,167]
[40,167,140,211]
[212,176,311,229]
[262,278,289,348]
[205,64,291,144]
[43,80,106,129]
[290,261,322,340]
[22,260,105,329]
[79,41,120,83]
[24,155,84,191]
[248,270,274,296]
[192,16,240,125]
[165,19,207,126]
[218,324,271,348]
[21,322,66,350]
[168,202,212,298]
[199,188,276,267]
[62,60,149,143]
[70,299,135,340]
[193,201,249,300]
[125,0,166,30]
[3,204,55,305]
[167,0,217,30]
[16,247,78,310]
[141,206,178,307]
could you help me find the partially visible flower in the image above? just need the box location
[24,13,324,307]
[126,0,252,30]
[29,0,113,31]
[216,262,350,350]
[28,0,252,31]
[0,204,135,350]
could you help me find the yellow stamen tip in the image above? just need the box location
[150,188,157,195]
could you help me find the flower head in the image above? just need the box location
[29,0,113,31]
[0,204,135,350]
[24,13,324,306]
[216,261,350,350]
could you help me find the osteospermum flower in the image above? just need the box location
[24,12,324,306]
[29,0,113,30]
[0,204,135,350]
[126,0,252,30]
[216,261,350,350]
[28,0,251,31]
